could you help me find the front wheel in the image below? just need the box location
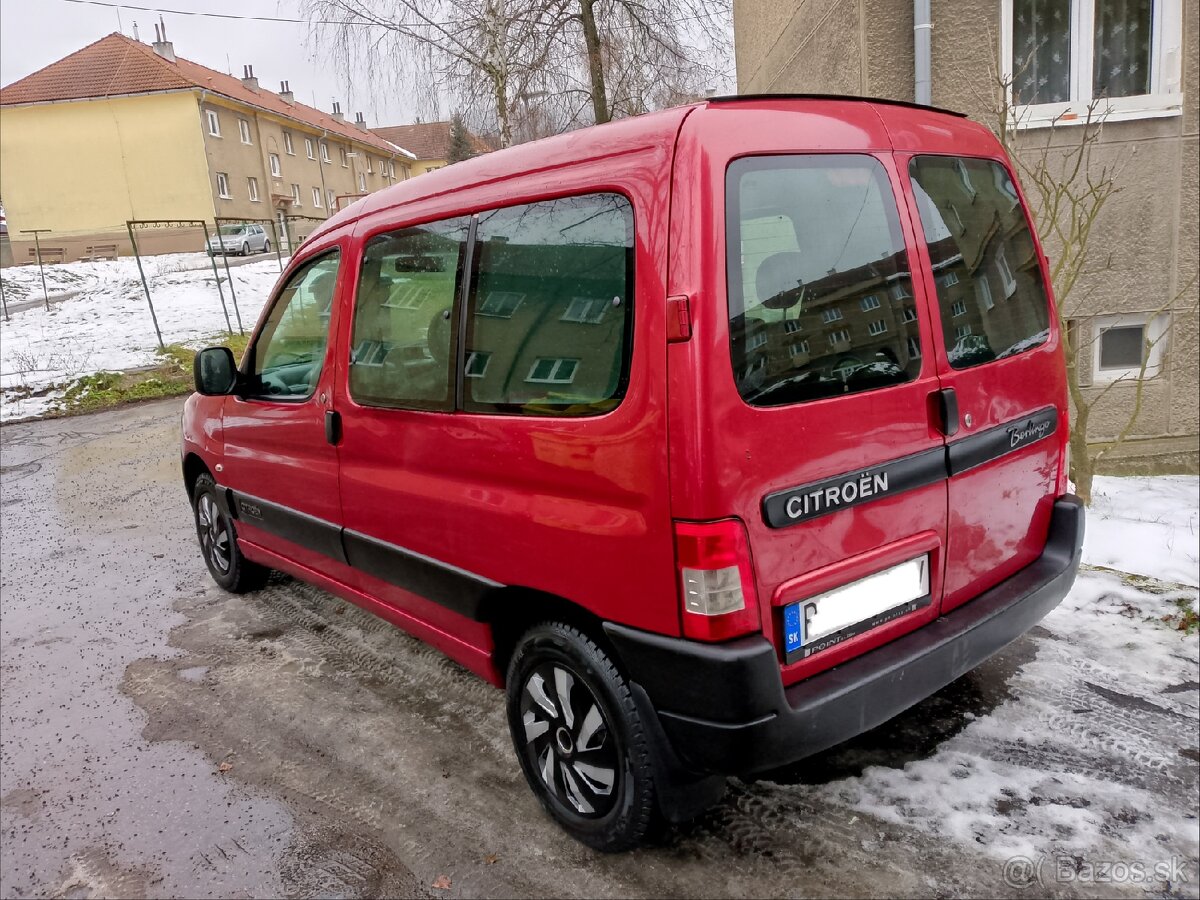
[263,240,271,254]
[506,622,658,851]
[240,241,249,256]
[192,473,269,593]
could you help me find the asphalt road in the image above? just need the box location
[1,399,1196,899]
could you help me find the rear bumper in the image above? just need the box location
[604,495,1085,776]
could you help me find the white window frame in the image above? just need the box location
[562,296,609,324]
[358,172,367,192]
[1092,312,1168,382]
[478,291,524,318]
[1000,0,1184,129]
[269,153,281,177]
[465,351,491,378]
[889,282,912,301]
[784,319,802,334]
[747,332,768,351]
[975,275,995,311]
[828,329,850,346]
[283,132,295,155]
[951,299,968,318]
[907,336,922,358]
[328,189,337,210]
[206,109,221,137]
[996,245,1018,297]
[216,172,231,199]
[821,307,844,324]
[247,176,260,202]
[867,319,888,336]
[526,357,579,385]
[305,138,315,160]
[320,142,331,163]
[956,324,973,339]
[340,147,349,168]
[238,118,252,145]
[860,294,881,311]
[902,306,918,323]
[312,187,323,208]
[291,183,301,205]
[938,272,960,288]
[788,340,810,358]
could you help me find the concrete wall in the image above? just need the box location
[732,0,1199,471]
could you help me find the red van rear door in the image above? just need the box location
[899,147,1067,611]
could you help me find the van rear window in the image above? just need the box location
[908,156,1050,369]
[726,156,922,407]
[462,194,634,416]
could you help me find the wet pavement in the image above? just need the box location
[1,399,1197,899]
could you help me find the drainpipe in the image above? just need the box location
[914,0,932,106]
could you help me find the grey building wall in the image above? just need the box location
[733,0,1199,472]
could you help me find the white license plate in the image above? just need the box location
[783,555,931,662]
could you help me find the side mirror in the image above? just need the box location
[194,346,238,395]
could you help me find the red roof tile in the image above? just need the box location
[0,33,408,158]
[371,121,490,161]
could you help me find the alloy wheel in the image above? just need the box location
[518,663,619,817]
[196,493,232,574]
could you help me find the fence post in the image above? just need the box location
[126,221,164,350]
[20,229,52,311]
[200,223,235,335]
[215,232,245,335]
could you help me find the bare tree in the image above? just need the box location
[305,0,732,145]
[991,76,1196,504]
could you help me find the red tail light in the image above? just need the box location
[673,518,761,641]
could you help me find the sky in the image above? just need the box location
[0,0,431,127]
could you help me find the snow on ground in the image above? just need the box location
[0,252,283,421]
[809,475,1200,894]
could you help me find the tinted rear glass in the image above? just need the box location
[726,155,923,407]
[908,156,1050,369]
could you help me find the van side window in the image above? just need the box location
[348,218,470,410]
[463,194,633,416]
[908,157,1050,369]
[245,251,340,399]
[726,155,921,407]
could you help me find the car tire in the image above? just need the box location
[263,240,271,254]
[240,241,249,256]
[506,622,658,852]
[192,473,269,593]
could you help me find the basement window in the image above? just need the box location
[1094,313,1168,382]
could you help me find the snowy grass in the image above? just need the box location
[0,253,282,421]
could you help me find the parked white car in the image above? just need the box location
[207,223,271,256]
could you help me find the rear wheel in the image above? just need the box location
[192,473,269,593]
[263,239,271,254]
[506,622,658,851]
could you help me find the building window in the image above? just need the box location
[890,282,912,301]
[388,161,396,178]
[788,340,810,358]
[821,307,844,324]
[247,176,260,201]
[312,187,323,208]
[868,319,888,336]
[956,324,973,339]
[562,296,610,324]
[327,189,337,210]
[748,332,768,351]
[975,275,995,311]
[907,336,922,358]
[340,147,349,167]
[269,153,281,177]
[291,183,301,205]
[1093,313,1168,381]
[828,329,850,346]
[465,351,490,378]
[283,132,295,155]
[860,294,881,311]
[951,299,967,318]
[526,357,579,385]
[1004,0,1183,125]
[216,172,231,198]
[996,245,1018,297]
[238,118,252,144]
[206,109,221,136]
[320,142,331,163]
[305,138,315,160]
[784,319,802,334]
[477,291,524,318]
[366,156,374,174]
[902,306,918,323]
[937,272,960,288]
[358,172,366,192]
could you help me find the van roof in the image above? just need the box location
[306,95,973,245]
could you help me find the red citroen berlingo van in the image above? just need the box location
[183,95,1084,851]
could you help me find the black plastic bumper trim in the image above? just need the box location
[605,494,1084,776]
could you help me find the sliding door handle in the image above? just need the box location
[325,410,342,445]
[935,387,959,437]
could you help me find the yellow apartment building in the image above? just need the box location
[0,29,416,263]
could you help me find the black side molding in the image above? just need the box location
[948,406,1057,475]
[232,490,347,565]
